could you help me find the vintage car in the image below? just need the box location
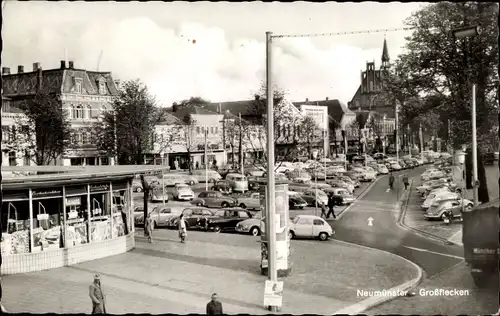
[162,173,199,186]
[288,215,334,241]
[287,169,312,182]
[135,206,183,228]
[246,176,261,191]
[416,179,453,194]
[150,188,169,203]
[334,175,360,188]
[424,198,473,221]
[329,187,355,206]
[421,170,447,182]
[172,183,195,201]
[237,192,261,210]
[202,208,256,233]
[235,211,263,236]
[133,204,159,225]
[192,170,222,183]
[167,207,215,229]
[289,195,308,209]
[326,179,354,194]
[132,179,144,192]
[421,191,461,210]
[300,189,328,206]
[343,170,365,181]
[211,180,233,194]
[190,191,238,208]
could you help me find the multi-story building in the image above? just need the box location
[1,95,34,166]
[1,61,119,166]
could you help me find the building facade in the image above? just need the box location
[1,61,119,166]
[298,104,329,157]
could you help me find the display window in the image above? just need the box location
[89,183,112,242]
[64,185,90,247]
[1,192,30,256]
[111,181,129,238]
[31,188,64,253]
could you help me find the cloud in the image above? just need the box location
[2,5,411,107]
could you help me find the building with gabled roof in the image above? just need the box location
[2,61,119,166]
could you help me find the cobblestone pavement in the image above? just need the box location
[2,227,419,314]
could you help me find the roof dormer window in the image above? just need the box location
[98,79,106,95]
[75,79,82,94]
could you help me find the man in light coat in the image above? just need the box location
[89,274,106,314]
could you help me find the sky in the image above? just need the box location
[2,1,429,106]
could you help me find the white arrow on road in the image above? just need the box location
[403,246,463,259]
[367,217,374,226]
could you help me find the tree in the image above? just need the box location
[95,79,157,165]
[384,2,498,203]
[175,96,210,109]
[300,116,320,159]
[11,92,72,165]
[180,115,196,174]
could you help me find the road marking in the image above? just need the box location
[447,229,464,246]
[403,246,463,259]
[367,217,374,226]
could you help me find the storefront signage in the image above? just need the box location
[65,185,87,196]
[66,197,81,206]
[3,190,29,201]
[37,213,49,221]
[68,210,79,219]
[112,181,128,191]
[89,183,110,193]
[32,188,62,199]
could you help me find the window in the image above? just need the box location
[87,105,92,119]
[8,151,17,166]
[210,126,214,134]
[313,219,324,226]
[71,105,76,119]
[82,131,89,144]
[99,80,106,95]
[198,192,207,198]
[76,105,84,119]
[192,209,203,216]
[215,127,218,134]
[238,211,249,219]
[75,80,82,94]
[297,218,311,225]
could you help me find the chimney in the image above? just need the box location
[36,66,43,91]
[114,79,121,89]
[2,67,10,75]
[68,61,74,69]
[33,62,41,72]
[326,97,329,101]
[17,65,24,73]
[60,60,66,69]
[305,98,309,103]
[218,103,222,113]
[254,94,260,100]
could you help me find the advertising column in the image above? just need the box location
[260,184,291,277]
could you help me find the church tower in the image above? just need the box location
[381,37,390,70]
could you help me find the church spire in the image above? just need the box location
[381,37,390,69]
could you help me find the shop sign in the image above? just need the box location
[263,280,283,308]
[66,197,81,206]
[65,185,87,196]
[68,210,78,219]
[112,181,128,191]
[3,190,29,201]
[37,213,49,221]
[89,183,110,193]
[32,188,62,199]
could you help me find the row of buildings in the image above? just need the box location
[2,39,404,168]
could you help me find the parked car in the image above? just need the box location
[235,211,263,236]
[133,204,159,225]
[150,189,169,203]
[388,162,402,171]
[203,208,255,233]
[135,206,183,228]
[289,195,308,209]
[373,153,389,160]
[329,187,355,206]
[192,170,222,183]
[172,183,195,201]
[288,215,334,241]
[287,169,312,182]
[244,167,266,177]
[225,173,249,192]
[326,179,354,194]
[421,170,446,182]
[300,189,328,206]
[162,174,198,187]
[167,207,215,229]
[484,152,496,165]
[218,168,240,179]
[421,191,461,210]
[211,180,233,194]
[190,191,237,208]
[352,167,374,182]
[132,179,144,192]
[422,186,453,200]
[335,175,359,188]
[246,176,261,191]
[344,170,365,181]
[424,198,473,221]
[376,164,389,174]
[416,179,452,194]
[237,192,261,210]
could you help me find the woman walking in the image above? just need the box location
[178,214,187,243]
[145,213,154,243]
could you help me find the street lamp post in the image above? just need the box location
[452,25,481,206]
[455,148,466,214]
[160,151,166,205]
[204,127,209,191]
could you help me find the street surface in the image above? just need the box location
[330,166,498,314]
[2,228,418,314]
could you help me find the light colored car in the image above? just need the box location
[225,173,249,192]
[132,179,144,192]
[421,170,446,182]
[352,167,375,182]
[235,211,263,236]
[192,170,222,183]
[135,206,183,228]
[190,191,238,208]
[289,215,334,241]
[361,167,377,180]
[416,179,451,194]
[422,186,453,200]
[326,179,354,194]
[287,169,312,182]
[424,198,473,220]
[172,183,195,201]
[327,165,346,174]
[376,164,389,174]
[421,191,460,210]
[389,163,402,171]
[133,204,159,225]
[150,189,169,203]
[237,192,261,210]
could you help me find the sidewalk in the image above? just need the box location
[2,231,420,314]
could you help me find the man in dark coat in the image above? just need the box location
[206,293,223,315]
[402,174,409,190]
[389,172,395,190]
[326,194,336,219]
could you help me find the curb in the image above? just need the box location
[332,237,424,314]
[396,178,460,246]
[334,175,385,220]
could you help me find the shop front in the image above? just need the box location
[0,172,138,275]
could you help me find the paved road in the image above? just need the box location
[329,166,498,314]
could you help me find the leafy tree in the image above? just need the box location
[11,92,72,165]
[175,96,210,109]
[179,115,197,174]
[95,79,157,165]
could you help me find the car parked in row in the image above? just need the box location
[135,206,182,228]
[235,211,263,236]
[424,197,473,221]
[192,169,222,183]
[201,208,256,233]
[211,180,233,194]
[167,207,215,229]
[190,191,238,208]
[237,192,261,210]
[288,215,334,241]
[172,183,195,201]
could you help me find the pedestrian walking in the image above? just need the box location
[196,161,199,170]
[89,274,106,314]
[388,172,395,190]
[320,201,328,218]
[212,159,218,171]
[206,293,223,315]
[144,213,154,243]
[402,174,409,190]
[178,214,187,243]
[326,194,336,219]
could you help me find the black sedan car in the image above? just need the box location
[247,176,261,191]
[200,208,255,233]
[289,195,308,209]
[211,180,233,194]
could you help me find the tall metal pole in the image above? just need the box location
[395,103,399,162]
[419,123,424,163]
[239,112,244,176]
[344,130,348,170]
[161,153,166,205]
[471,84,478,205]
[265,32,278,289]
[204,128,208,191]
[407,125,411,156]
